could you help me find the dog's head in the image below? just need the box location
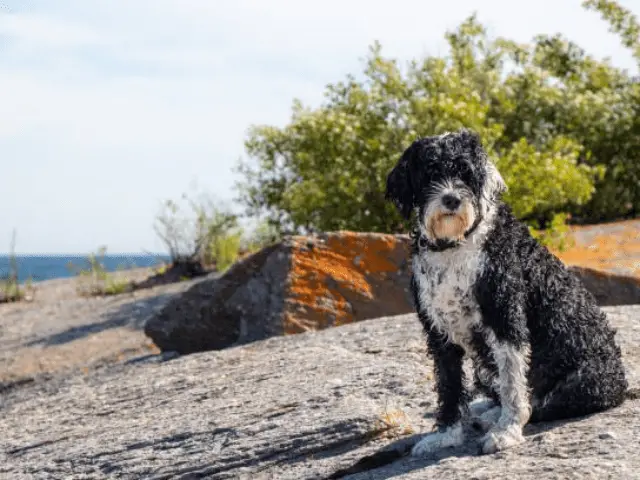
[385,129,506,248]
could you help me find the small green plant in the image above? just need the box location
[0,277,22,303]
[68,246,133,296]
[154,191,244,274]
[0,230,26,303]
[155,263,168,276]
[208,230,242,272]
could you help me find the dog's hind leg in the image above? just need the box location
[530,359,628,423]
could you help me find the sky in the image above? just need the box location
[0,0,637,254]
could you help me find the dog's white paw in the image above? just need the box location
[468,398,495,417]
[480,424,524,454]
[471,406,501,433]
[411,423,465,457]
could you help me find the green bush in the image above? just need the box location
[529,213,575,252]
[154,191,243,272]
[237,1,640,233]
[208,231,242,272]
[0,277,22,303]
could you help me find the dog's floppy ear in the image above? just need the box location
[485,160,507,198]
[385,147,415,220]
[458,128,507,199]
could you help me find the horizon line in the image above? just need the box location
[0,252,170,257]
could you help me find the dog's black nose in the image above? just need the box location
[442,194,461,211]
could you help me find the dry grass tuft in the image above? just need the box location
[369,406,415,440]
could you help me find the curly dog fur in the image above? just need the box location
[385,129,628,455]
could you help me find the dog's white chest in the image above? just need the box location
[413,246,485,349]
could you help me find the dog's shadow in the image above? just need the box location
[326,419,573,480]
[326,433,475,480]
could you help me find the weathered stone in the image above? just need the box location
[569,266,640,306]
[0,272,196,384]
[553,218,640,278]
[144,232,413,354]
[145,231,638,354]
[2,306,639,479]
[144,243,290,354]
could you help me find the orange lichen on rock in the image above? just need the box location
[283,223,640,336]
[550,219,640,278]
[324,231,406,274]
[284,232,412,335]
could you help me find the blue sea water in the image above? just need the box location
[0,254,171,284]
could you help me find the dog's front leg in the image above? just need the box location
[475,261,532,454]
[412,326,468,457]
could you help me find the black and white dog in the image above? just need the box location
[385,129,628,455]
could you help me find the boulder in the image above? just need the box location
[569,266,640,306]
[553,218,640,279]
[144,232,413,354]
[3,306,640,479]
[144,243,288,354]
[144,231,639,355]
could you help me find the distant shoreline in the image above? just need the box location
[0,254,170,284]
[0,253,169,257]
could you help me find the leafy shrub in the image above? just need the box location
[154,192,243,272]
[237,1,640,233]
[209,231,242,272]
[529,213,575,252]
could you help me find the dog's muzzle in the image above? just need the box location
[418,214,483,252]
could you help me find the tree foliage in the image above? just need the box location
[237,1,640,234]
